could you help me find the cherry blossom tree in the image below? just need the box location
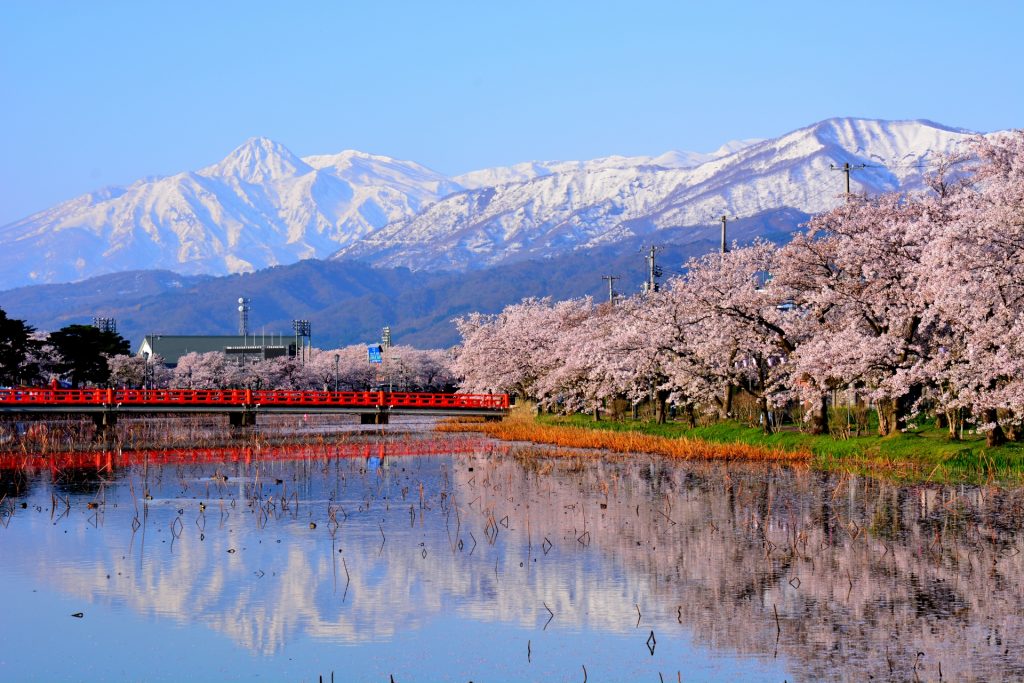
[108,353,171,388]
[778,192,939,435]
[674,240,800,432]
[448,133,1024,442]
[454,297,594,403]
[173,352,231,389]
[917,131,1024,443]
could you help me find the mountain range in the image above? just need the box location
[0,117,998,347]
[336,118,977,270]
[0,117,986,290]
[0,209,800,348]
[0,140,459,286]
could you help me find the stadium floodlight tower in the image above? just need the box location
[92,317,117,334]
[238,297,251,337]
[292,319,311,363]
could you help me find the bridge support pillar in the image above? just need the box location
[92,411,117,438]
[229,411,257,428]
[360,412,389,425]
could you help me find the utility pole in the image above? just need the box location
[601,275,619,304]
[643,246,663,294]
[830,162,866,201]
[718,215,734,254]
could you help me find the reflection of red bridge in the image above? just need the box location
[0,388,510,428]
[0,438,500,472]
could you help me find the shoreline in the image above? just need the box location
[438,409,1024,486]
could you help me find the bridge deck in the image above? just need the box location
[0,388,509,418]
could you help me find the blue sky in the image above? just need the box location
[1,0,1021,225]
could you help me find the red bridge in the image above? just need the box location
[0,387,510,427]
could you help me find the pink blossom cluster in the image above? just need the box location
[455,132,1024,439]
[107,345,455,393]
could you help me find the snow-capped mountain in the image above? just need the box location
[0,138,459,286]
[335,119,982,270]
[0,118,987,288]
[452,139,762,189]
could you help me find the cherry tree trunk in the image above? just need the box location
[877,399,897,436]
[1006,417,1024,442]
[944,408,961,441]
[877,389,920,436]
[759,395,773,434]
[721,384,734,421]
[984,408,1007,447]
[806,395,829,435]
[655,392,669,425]
[1006,423,1023,442]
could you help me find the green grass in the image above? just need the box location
[535,411,1024,485]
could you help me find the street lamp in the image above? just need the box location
[334,353,340,392]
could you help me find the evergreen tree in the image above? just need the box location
[0,308,38,386]
[47,325,131,387]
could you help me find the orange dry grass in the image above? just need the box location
[437,420,810,462]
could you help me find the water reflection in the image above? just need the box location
[2,437,1023,681]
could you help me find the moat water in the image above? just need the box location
[1,423,1022,681]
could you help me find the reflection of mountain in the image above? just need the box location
[3,444,1024,681]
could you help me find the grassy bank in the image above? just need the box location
[439,407,1024,485]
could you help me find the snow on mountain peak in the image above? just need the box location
[0,138,459,287]
[649,138,762,169]
[335,118,988,271]
[0,118,995,289]
[200,137,312,183]
[804,117,978,164]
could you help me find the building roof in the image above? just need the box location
[137,334,294,366]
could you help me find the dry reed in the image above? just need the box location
[437,419,810,462]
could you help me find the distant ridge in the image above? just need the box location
[0,138,458,287]
[334,118,981,270]
[0,118,988,289]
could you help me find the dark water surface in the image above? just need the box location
[1,431,1023,682]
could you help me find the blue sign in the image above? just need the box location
[367,344,383,364]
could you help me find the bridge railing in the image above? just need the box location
[0,388,510,411]
[0,388,109,404]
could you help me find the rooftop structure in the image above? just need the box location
[136,335,292,367]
